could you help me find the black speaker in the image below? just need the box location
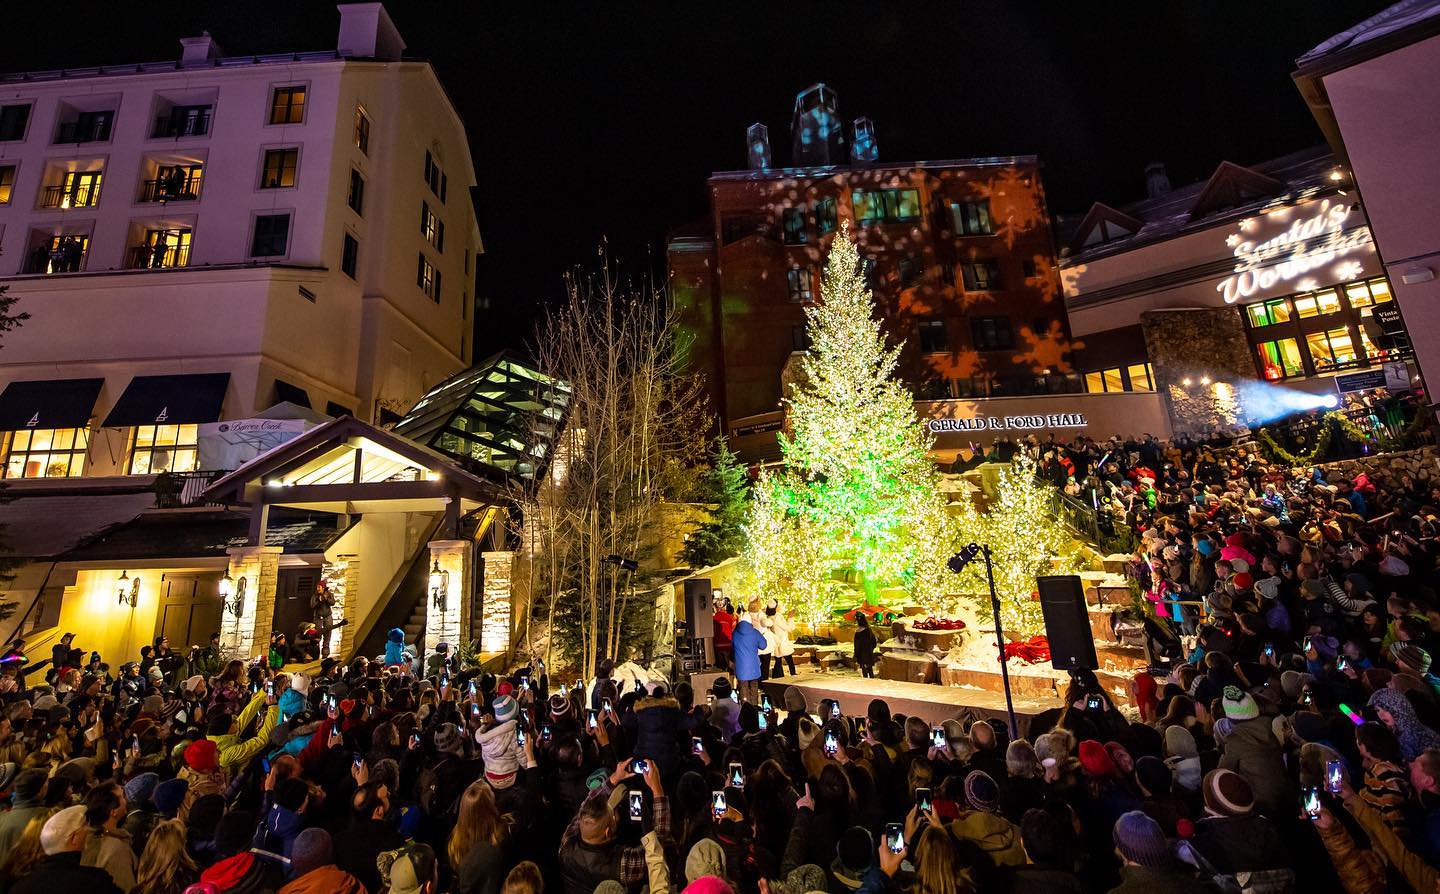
[684,579,714,638]
[1036,575,1097,672]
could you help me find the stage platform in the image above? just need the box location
[758,671,1061,729]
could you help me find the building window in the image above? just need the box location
[1256,338,1304,381]
[816,197,837,235]
[127,424,198,475]
[1245,298,1292,327]
[24,234,89,274]
[55,110,113,144]
[1293,288,1342,318]
[140,164,203,203]
[791,324,811,351]
[1345,277,1392,307]
[341,233,359,279]
[852,188,921,224]
[4,428,87,479]
[1126,363,1155,392]
[421,202,444,251]
[781,207,808,245]
[786,267,814,303]
[960,259,1003,292]
[417,253,440,301]
[128,228,191,269]
[0,104,30,141]
[1306,326,1359,371]
[950,200,993,236]
[153,104,211,138]
[0,165,12,204]
[269,86,306,125]
[260,148,298,189]
[1084,368,1126,393]
[898,256,923,288]
[353,105,370,154]
[348,169,365,215]
[38,170,102,209]
[918,320,947,353]
[424,150,446,201]
[971,316,1013,350]
[250,213,291,257]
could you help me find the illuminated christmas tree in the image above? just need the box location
[743,224,958,626]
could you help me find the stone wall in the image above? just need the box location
[1141,306,1254,437]
[1310,445,1440,487]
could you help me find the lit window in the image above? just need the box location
[269,86,306,125]
[353,105,370,154]
[1306,327,1358,370]
[1293,295,1318,318]
[128,228,190,269]
[1102,368,1124,393]
[0,165,14,204]
[26,234,90,274]
[1345,282,1373,308]
[4,427,87,478]
[852,188,921,224]
[971,316,1013,350]
[127,424,197,475]
[250,213,290,257]
[782,207,808,245]
[1245,298,1290,327]
[417,253,440,301]
[142,164,203,202]
[918,320,947,353]
[341,233,359,279]
[786,267,813,303]
[421,202,444,251]
[1368,278,1392,303]
[43,170,103,209]
[260,148,298,189]
[961,260,1003,292]
[1085,372,1104,393]
[816,198,837,234]
[423,150,445,201]
[950,200,993,236]
[1256,338,1303,380]
[1315,289,1342,315]
[348,169,365,215]
[1126,363,1154,392]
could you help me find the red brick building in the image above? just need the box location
[668,85,1075,453]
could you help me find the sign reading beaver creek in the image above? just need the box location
[925,413,1087,433]
[1217,198,1372,305]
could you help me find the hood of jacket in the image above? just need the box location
[202,851,260,890]
[280,866,366,894]
[636,695,680,713]
[949,810,1018,853]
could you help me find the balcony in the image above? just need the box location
[152,112,210,139]
[22,239,88,275]
[39,183,101,209]
[126,243,190,270]
[139,174,202,203]
[54,118,112,144]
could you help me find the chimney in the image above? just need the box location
[850,117,878,164]
[790,84,844,167]
[746,123,772,171]
[337,3,406,61]
[1145,162,1172,198]
[179,33,224,67]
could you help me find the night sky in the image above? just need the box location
[4,2,1391,354]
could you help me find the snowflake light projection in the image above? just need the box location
[976,168,1044,249]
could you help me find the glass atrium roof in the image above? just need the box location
[393,353,570,482]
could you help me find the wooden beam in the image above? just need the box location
[265,480,456,504]
[248,503,271,546]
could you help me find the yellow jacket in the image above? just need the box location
[208,690,279,771]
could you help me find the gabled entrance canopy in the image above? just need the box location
[203,416,502,542]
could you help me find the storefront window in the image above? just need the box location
[1126,363,1154,392]
[4,427,87,478]
[1294,290,1342,318]
[128,424,199,475]
[1306,327,1359,370]
[1246,298,1291,327]
[1256,339,1303,381]
[1084,364,1154,393]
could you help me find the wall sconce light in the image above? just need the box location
[1182,377,1193,387]
[1200,376,1212,386]
[116,570,139,608]
[229,576,248,619]
[429,559,450,610]
[218,568,233,601]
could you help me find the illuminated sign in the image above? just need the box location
[1217,198,1372,304]
[925,413,1087,433]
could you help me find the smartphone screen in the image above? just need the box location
[711,790,726,818]
[761,694,772,713]
[628,789,644,821]
[409,733,420,750]
[1263,643,1275,658]
[517,727,526,746]
[823,731,838,755]
[541,724,553,741]
[265,680,274,696]
[1301,690,1314,706]
[352,755,363,770]
[757,711,768,731]
[706,693,715,706]
[1326,759,1344,793]
[587,710,598,730]
[1338,656,1350,672]
[1303,636,1313,653]
[885,823,905,853]
[692,736,704,755]
[631,758,648,775]
[1302,786,1321,819]
[602,699,613,713]
[855,717,867,736]
[931,727,945,748]
[728,762,744,788]
[916,787,933,813]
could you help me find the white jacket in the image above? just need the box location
[764,611,795,657]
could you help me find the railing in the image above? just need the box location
[138,175,202,203]
[22,243,87,274]
[125,244,189,270]
[39,183,101,208]
[54,119,111,143]
[152,112,210,138]
[154,469,224,508]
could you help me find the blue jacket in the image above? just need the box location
[731,619,765,682]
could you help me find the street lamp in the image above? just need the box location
[948,542,1017,739]
[429,559,450,610]
[116,571,138,608]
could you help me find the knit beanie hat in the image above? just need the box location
[1077,740,1118,777]
[1112,810,1170,869]
[13,768,46,802]
[491,694,518,725]
[1298,742,1343,789]
[1391,643,1432,675]
[1164,725,1198,759]
[962,770,999,812]
[1202,769,1254,817]
[124,772,160,806]
[478,720,520,789]
[1291,711,1328,743]
[1280,671,1315,700]
[835,826,874,876]
[290,827,333,877]
[153,777,188,817]
[1221,686,1259,722]
[797,717,820,751]
[182,675,206,695]
[685,838,729,886]
[1134,756,1172,797]
[684,878,734,894]
[185,739,220,774]
[1034,730,1074,765]
[783,686,807,714]
[548,693,573,720]
[142,693,164,715]
[434,723,466,757]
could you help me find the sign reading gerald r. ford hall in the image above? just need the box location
[925,413,1088,433]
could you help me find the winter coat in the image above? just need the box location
[947,810,1026,867]
[278,866,367,894]
[177,765,228,821]
[750,612,775,656]
[454,840,505,894]
[852,626,877,668]
[1314,812,1387,894]
[200,851,284,894]
[253,803,305,861]
[1106,864,1211,894]
[383,633,409,667]
[633,695,684,776]
[765,611,796,657]
[1217,716,1292,816]
[10,853,123,894]
[208,691,280,772]
[713,611,736,648]
[731,619,766,683]
[1189,814,1287,874]
[82,828,137,893]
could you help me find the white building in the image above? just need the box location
[0,3,480,481]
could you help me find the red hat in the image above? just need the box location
[184,738,219,774]
[1232,572,1254,591]
[339,698,357,717]
[497,681,514,697]
[1078,739,1118,777]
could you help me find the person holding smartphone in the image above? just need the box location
[557,756,667,893]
